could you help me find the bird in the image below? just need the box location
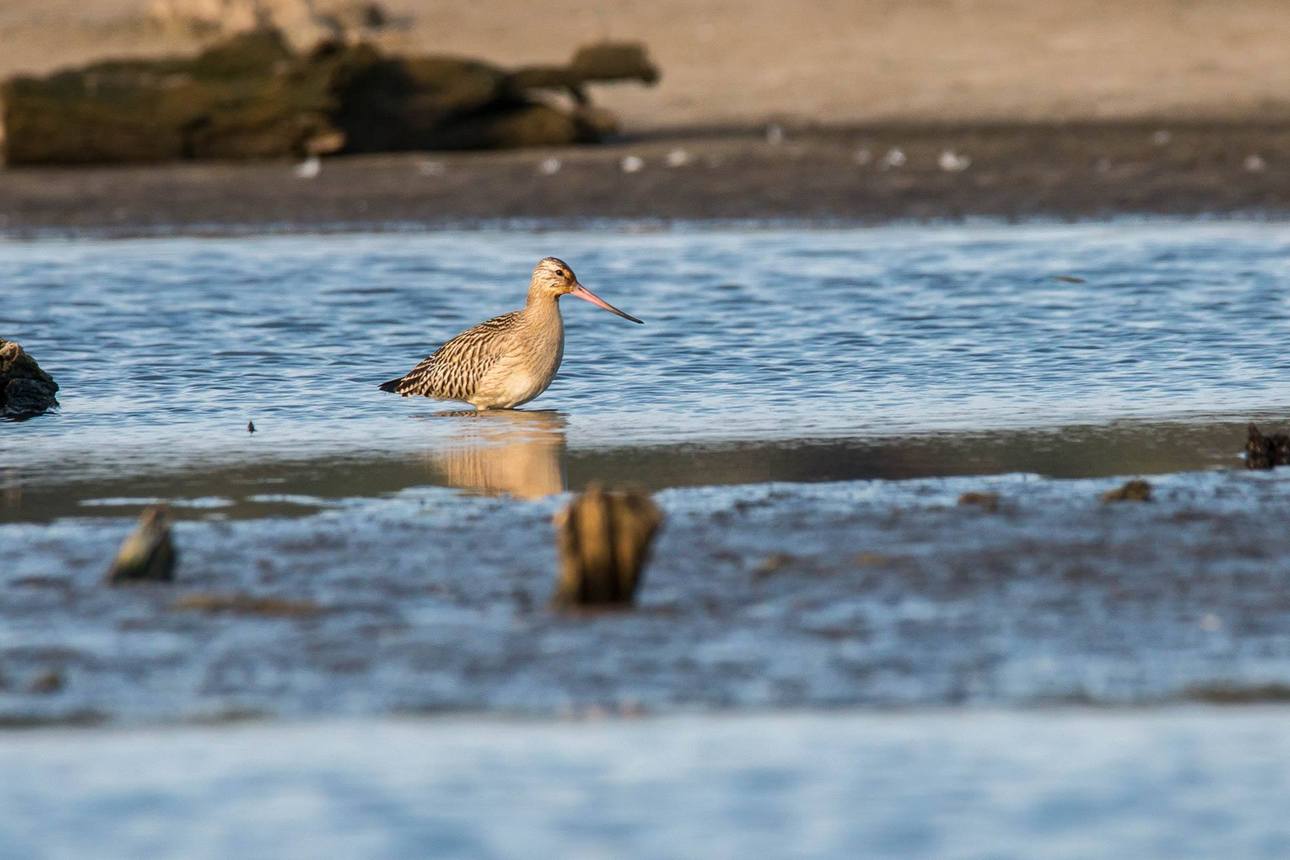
[379,257,643,410]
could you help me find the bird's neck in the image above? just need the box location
[523,290,562,325]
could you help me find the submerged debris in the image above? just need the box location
[172,593,322,617]
[1246,423,1290,470]
[106,505,177,584]
[753,552,796,578]
[958,491,1000,512]
[0,338,59,419]
[27,670,64,695]
[1101,479,1152,503]
[552,484,663,608]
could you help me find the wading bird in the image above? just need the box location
[379,257,642,410]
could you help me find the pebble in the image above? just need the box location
[880,148,906,169]
[938,149,971,172]
[293,156,321,179]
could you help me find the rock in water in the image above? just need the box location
[1246,423,1290,470]
[552,485,663,608]
[0,338,59,419]
[107,506,177,584]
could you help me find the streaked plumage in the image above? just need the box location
[379,257,642,410]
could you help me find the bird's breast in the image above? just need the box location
[475,317,564,408]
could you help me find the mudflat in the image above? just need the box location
[1,122,1287,233]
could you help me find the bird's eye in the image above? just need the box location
[557,270,567,278]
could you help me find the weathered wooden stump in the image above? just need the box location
[106,505,177,584]
[552,485,663,608]
[0,338,59,419]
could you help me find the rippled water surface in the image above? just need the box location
[5,222,1290,857]
[4,222,1289,494]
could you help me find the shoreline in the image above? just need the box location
[2,121,1288,235]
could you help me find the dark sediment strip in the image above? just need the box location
[2,122,1289,235]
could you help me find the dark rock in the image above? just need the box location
[552,484,663,608]
[106,505,177,584]
[0,338,60,419]
[1101,479,1152,503]
[1246,423,1290,470]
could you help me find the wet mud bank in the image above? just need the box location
[2,121,1289,234]
[4,469,1290,725]
[0,417,1271,524]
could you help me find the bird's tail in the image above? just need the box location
[378,376,404,394]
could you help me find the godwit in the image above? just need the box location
[379,257,642,410]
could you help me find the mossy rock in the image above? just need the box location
[2,32,658,163]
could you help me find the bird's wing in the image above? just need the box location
[393,311,521,400]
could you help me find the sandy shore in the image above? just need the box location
[4,1,1290,130]
[2,122,1287,233]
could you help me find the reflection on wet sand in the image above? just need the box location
[423,410,567,500]
[0,417,1262,522]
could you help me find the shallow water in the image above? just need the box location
[3,222,1289,501]
[5,468,1290,723]
[5,221,1290,856]
[3,709,1290,860]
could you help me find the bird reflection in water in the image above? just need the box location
[425,409,567,499]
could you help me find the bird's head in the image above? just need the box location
[529,257,643,324]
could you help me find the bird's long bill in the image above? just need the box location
[570,284,644,324]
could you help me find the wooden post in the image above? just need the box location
[552,484,663,608]
[107,505,177,584]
